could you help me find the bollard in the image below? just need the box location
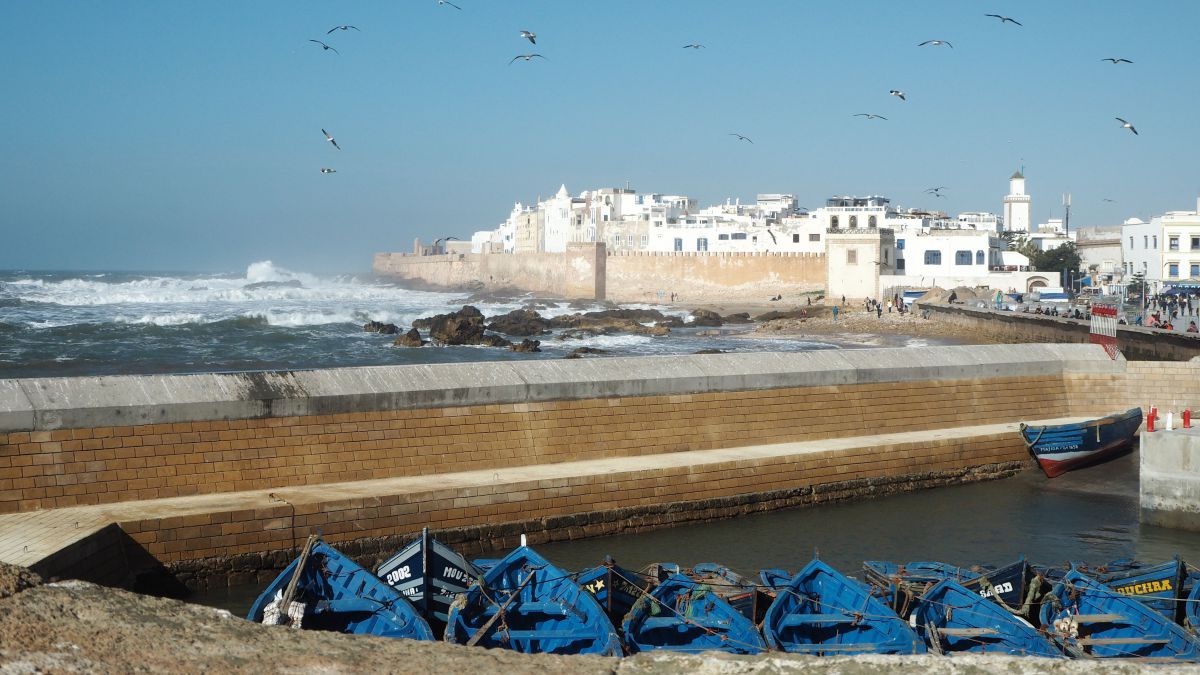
[1148,411,1156,432]
[1186,409,1192,429]
[1167,411,1175,431]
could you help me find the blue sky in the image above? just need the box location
[2,0,1196,274]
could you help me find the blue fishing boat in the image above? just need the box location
[576,556,652,628]
[763,559,925,655]
[622,571,767,654]
[913,578,1061,657]
[688,562,773,624]
[1040,569,1200,659]
[760,568,793,591]
[1080,556,1188,623]
[444,545,622,656]
[247,535,435,640]
[865,558,1038,619]
[376,528,482,636]
[1020,408,1142,478]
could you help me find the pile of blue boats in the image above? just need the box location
[246,530,1200,660]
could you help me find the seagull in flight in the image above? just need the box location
[889,89,906,101]
[509,53,547,64]
[322,128,341,150]
[925,186,947,196]
[1102,57,1133,64]
[985,14,1022,26]
[853,113,888,120]
[326,25,360,34]
[918,40,953,48]
[683,43,705,49]
[308,39,339,55]
[437,0,462,9]
[320,168,337,174]
[1102,198,1116,203]
[520,30,536,44]
[729,133,753,144]
[1115,117,1138,135]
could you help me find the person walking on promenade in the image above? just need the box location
[876,303,883,318]
[832,305,839,321]
[887,299,893,313]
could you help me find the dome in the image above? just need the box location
[1011,170,1024,180]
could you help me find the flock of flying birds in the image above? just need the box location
[309,6,1141,181]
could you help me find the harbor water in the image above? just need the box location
[193,448,1200,617]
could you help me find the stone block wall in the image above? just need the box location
[603,251,824,304]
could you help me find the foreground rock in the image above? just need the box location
[0,562,41,599]
[364,320,400,335]
[565,347,607,359]
[487,309,553,336]
[393,328,426,348]
[413,306,511,347]
[510,339,542,353]
[0,572,1171,673]
[688,309,724,327]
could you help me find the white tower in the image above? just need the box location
[1003,170,1032,233]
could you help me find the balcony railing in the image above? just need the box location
[825,227,895,235]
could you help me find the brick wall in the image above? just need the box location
[0,375,1069,514]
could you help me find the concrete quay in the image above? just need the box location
[5,341,1190,591]
[1141,427,1200,531]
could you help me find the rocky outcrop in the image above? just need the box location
[487,309,553,336]
[754,309,811,322]
[722,312,752,323]
[688,309,723,327]
[393,328,426,348]
[510,339,542,353]
[693,349,727,355]
[363,320,400,335]
[564,347,607,359]
[0,562,41,600]
[413,306,510,347]
[549,311,672,337]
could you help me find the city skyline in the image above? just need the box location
[2,0,1196,274]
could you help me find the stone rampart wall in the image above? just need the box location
[0,345,1113,514]
[603,251,824,304]
[372,243,602,299]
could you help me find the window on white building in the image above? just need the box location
[976,250,985,265]
[955,250,972,265]
[831,216,840,228]
[1130,236,1134,249]
[640,235,648,246]
[925,250,942,265]
[792,234,800,243]
[868,215,877,228]
[1193,237,1200,250]
[809,233,820,242]
[847,249,858,264]
[1171,236,1180,251]
[1145,235,1149,248]
[896,239,905,249]
[1154,235,1158,248]
[697,238,708,251]
[673,238,683,252]
[731,233,747,240]
[718,234,730,241]
[897,258,906,270]
[849,215,858,228]
[627,235,635,247]
[1192,264,1199,278]
[1169,263,1179,278]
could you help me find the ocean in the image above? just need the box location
[0,261,847,380]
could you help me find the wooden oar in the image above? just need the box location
[466,570,535,647]
[278,534,318,626]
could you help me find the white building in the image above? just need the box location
[1158,203,1200,286]
[1002,170,1032,233]
[1074,225,1124,288]
[956,212,1003,232]
[1122,216,1162,286]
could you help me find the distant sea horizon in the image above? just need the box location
[0,261,850,380]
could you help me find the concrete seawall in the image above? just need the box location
[919,302,1200,361]
[0,343,1157,591]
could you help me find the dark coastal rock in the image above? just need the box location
[414,306,490,345]
[477,334,513,348]
[567,299,618,311]
[549,312,671,337]
[694,348,727,355]
[363,320,399,335]
[754,309,809,322]
[722,312,752,323]
[688,309,724,327]
[564,347,607,359]
[579,308,668,323]
[486,309,552,336]
[656,316,687,328]
[393,328,426,348]
[510,339,541,353]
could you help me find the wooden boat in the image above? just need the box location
[1079,556,1188,624]
[760,568,793,591]
[576,556,652,628]
[622,571,767,654]
[247,535,435,640]
[763,559,925,655]
[444,545,622,656]
[1020,408,1142,478]
[913,578,1061,657]
[1040,569,1200,659]
[376,528,482,636]
[864,558,1039,619]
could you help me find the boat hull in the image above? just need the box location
[914,578,1061,657]
[376,528,481,637]
[765,559,925,655]
[1020,408,1142,478]
[623,572,766,655]
[247,539,434,641]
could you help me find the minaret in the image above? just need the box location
[1002,169,1032,233]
